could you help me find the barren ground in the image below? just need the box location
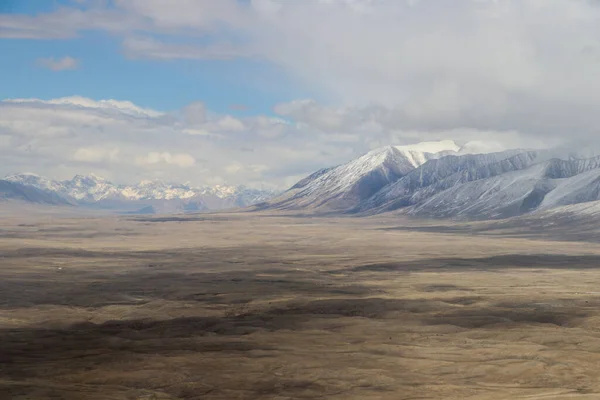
[2,208,600,399]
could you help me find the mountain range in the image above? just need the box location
[1,173,277,214]
[7,139,600,219]
[258,140,600,219]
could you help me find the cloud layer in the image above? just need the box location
[0,95,550,189]
[0,96,386,188]
[4,1,600,186]
[4,1,600,140]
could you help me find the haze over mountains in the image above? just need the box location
[260,140,600,219]
[1,173,276,214]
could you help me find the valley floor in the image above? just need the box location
[2,210,600,399]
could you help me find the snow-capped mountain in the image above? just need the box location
[390,154,600,219]
[3,173,277,213]
[266,145,413,211]
[63,174,121,202]
[359,150,541,215]
[261,140,600,219]
[263,140,509,212]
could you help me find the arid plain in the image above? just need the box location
[3,207,600,399]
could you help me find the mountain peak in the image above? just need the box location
[389,140,461,168]
[69,174,113,192]
[358,145,404,168]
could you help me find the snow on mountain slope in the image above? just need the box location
[65,174,121,202]
[405,162,552,219]
[119,180,198,201]
[4,172,64,193]
[267,146,415,211]
[403,155,600,219]
[198,185,275,209]
[356,150,539,213]
[289,167,336,191]
[538,167,600,210]
[267,140,467,211]
[542,156,600,179]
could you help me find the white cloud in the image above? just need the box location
[122,36,251,60]
[214,115,246,132]
[0,95,428,189]
[36,56,79,71]
[224,163,243,174]
[274,100,353,132]
[250,116,290,139]
[5,96,163,118]
[112,0,247,31]
[8,0,600,143]
[135,152,196,168]
[183,102,206,125]
[0,14,75,39]
[225,162,269,178]
[0,7,142,39]
[8,1,600,186]
[182,128,221,138]
[73,147,120,163]
[182,114,247,135]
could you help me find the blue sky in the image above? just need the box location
[0,0,62,14]
[0,1,313,116]
[0,0,598,187]
[0,33,304,115]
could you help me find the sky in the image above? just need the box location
[1,0,600,189]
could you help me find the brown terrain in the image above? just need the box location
[2,206,600,399]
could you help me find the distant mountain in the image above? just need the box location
[3,173,277,213]
[260,140,600,219]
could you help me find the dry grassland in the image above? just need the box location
[2,209,600,399]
